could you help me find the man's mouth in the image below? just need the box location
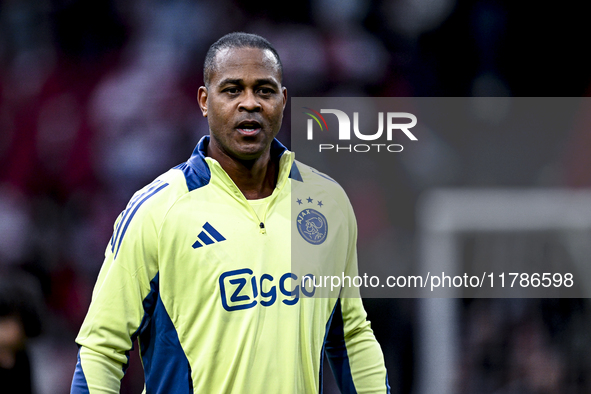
[236,120,262,136]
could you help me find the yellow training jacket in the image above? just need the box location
[71,136,389,393]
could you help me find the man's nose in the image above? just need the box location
[239,90,261,112]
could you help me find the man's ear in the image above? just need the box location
[197,86,208,117]
[282,86,287,110]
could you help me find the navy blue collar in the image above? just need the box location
[188,136,288,168]
[182,136,298,190]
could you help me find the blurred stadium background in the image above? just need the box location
[1,0,590,393]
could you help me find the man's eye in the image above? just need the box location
[259,88,274,95]
[225,87,240,94]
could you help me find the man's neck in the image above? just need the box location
[207,145,278,200]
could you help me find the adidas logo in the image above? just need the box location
[192,222,226,249]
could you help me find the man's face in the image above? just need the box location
[198,47,287,162]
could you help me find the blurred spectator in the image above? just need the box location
[0,270,43,394]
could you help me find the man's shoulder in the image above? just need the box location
[291,160,352,210]
[292,160,342,191]
[121,163,207,221]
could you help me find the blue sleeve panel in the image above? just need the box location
[70,350,90,394]
[137,274,194,394]
[324,299,357,394]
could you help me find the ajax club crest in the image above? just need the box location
[296,208,328,245]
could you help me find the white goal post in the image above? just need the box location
[416,188,591,394]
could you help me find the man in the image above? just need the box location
[71,32,389,393]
